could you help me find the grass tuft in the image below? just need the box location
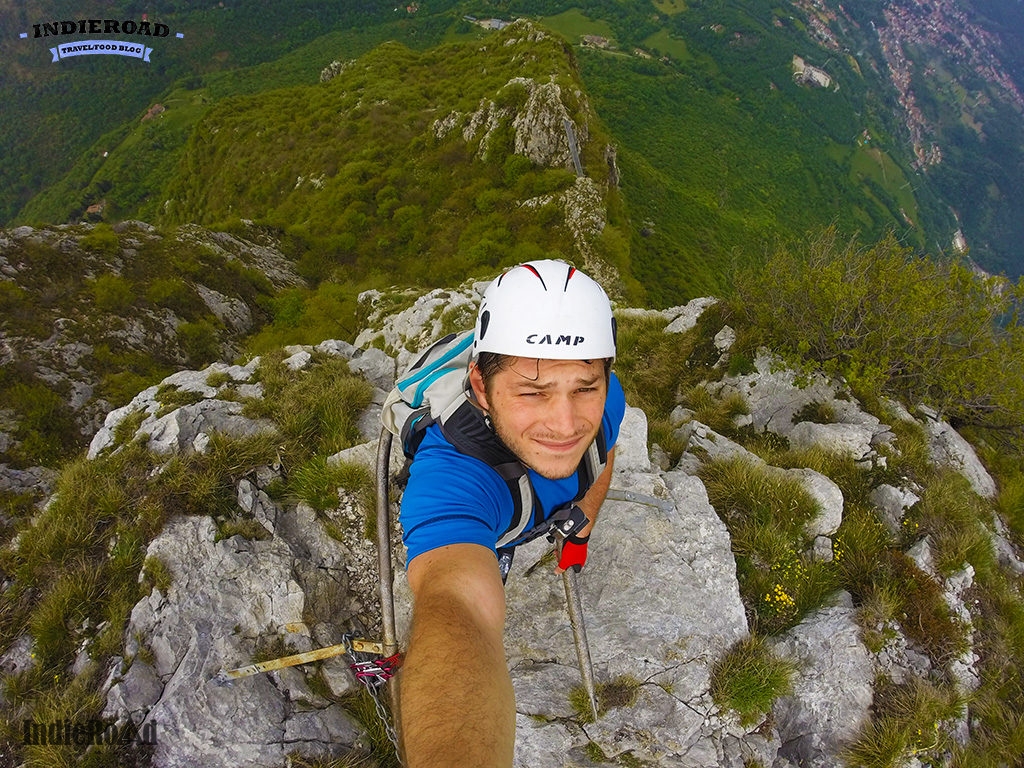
[710,635,795,727]
[699,456,836,633]
[843,676,962,768]
[569,675,642,724]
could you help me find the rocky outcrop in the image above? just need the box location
[433,20,588,174]
[104,515,367,768]
[712,349,895,463]
[502,463,749,766]
[918,405,997,498]
[0,221,302,474]
[771,594,874,768]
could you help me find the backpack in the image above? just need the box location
[381,330,608,551]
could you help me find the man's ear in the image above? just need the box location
[468,362,490,411]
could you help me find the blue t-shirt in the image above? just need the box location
[399,373,626,563]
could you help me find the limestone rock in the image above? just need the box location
[354,286,479,370]
[283,349,312,371]
[195,283,253,333]
[771,595,874,768]
[788,421,875,460]
[144,400,273,455]
[919,407,997,498]
[870,483,921,535]
[0,633,34,681]
[345,347,397,391]
[991,515,1024,576]
[613,405,650,472]
[665,297,719,334]
[786,467,844,537]
[714,325,736,352]
[675,420,764,475]
[504,461,749,764]
[105,516,367,768]
[715,350,885,443]
[511,79,580,169]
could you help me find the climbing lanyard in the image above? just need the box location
[343,632,402,759]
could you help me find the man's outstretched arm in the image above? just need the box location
[398,543,515,768]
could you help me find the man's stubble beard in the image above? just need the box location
[488,411,596,481]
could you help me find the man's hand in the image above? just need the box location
[554,446,614,574]
[556,532,589,573]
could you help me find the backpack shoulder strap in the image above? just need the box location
[438,399,539,548]
[573,421,609,502]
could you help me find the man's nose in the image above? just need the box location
[545,395,578,435]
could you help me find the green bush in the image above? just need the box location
[1,381,78,466]
[731,228,1024,443]
[78,225,120,256]
[176,319,220,366]
[147,276,200,315]
[90,274,135,312]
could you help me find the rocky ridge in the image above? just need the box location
[4,282,1010,766]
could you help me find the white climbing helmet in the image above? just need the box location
[473,259,616,360]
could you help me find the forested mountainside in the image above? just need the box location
[3,0,1022,289]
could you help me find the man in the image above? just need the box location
[395,259,625,766]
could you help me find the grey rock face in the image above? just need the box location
[788,421,876,460]
[144,400,273,455]
[512,79,580,169]
[503,467,749,765]
[195,283,253,333]
[786,467,844,538]
[613,405,651,473]
[354,286,480,370]
[771,595,874,768]
[870,483,921,535]
[919,407,997,498]
[105,516,367,768]
[664,297,719,334]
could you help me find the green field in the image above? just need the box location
[643,28,693,61]
[850,146,920,228]
[540,9,616,43]
[653,0,689,15]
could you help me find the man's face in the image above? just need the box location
[469,357,608,480]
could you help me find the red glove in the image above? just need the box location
[557,533,590,573]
